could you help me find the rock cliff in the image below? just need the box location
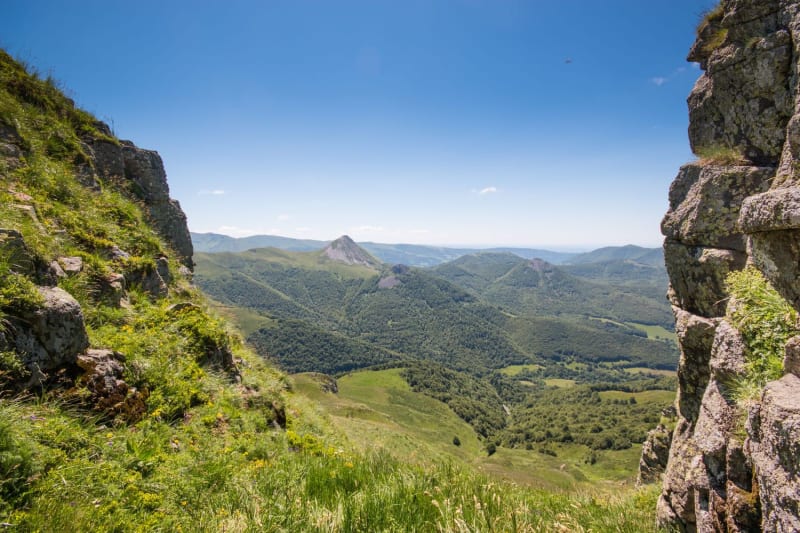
[656,1,800,531]
[0,49,211,418]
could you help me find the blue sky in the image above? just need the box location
[1,1,715,249]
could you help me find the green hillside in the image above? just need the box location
[195,250,530,374]
[193,239,676,467]
[433,253,673,328]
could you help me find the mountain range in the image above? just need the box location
[190,231,613,266]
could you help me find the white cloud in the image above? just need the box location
[216,225,256,237]
[294,227,312,233]
[479,186,497,195]
[277,214,290,221]
[198,189,226,195]
[350,225,385,233]
[650,77,667,86]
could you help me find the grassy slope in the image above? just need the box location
[296,369,656,492]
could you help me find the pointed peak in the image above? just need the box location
[322,236,381,268]
[527,258,554,272]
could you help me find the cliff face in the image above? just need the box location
[0,50,207,413]
[658,1,800,531]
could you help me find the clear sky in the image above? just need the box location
[1,1,716,249]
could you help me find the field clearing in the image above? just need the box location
[499,363,543,376]
[626,322,677,342]
[598,389,675,404]
[545,378,577,388]
[294,369,648,492]
[624,366,676,377]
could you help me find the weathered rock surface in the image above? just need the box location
[747,374,800,532]
[121,144,193,268]
[637,424,672,485]
[664,242,746,318]
[76,348,147,421]
[14,287,89,380]
[657,1,800,530]
[80,132,194,269]
[662,164,772,250]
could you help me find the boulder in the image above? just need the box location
[14,287,89,382]
[76,348,146,421]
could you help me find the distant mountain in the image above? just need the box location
[191,232,326,253]
[194,248,528,374]
[564,245,663,266]
[321,235,382,268]
[431,253,673,328]
[195,244,677,374]
[191,232,578,266]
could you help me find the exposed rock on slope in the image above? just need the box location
[654,1,800,530]
[321,235,381,268]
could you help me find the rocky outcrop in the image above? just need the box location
[82,132,194,270]
[656,1,800,530]
[637,424,672,485]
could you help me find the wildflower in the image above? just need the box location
[344,462,353,468]
[106,432,114,439]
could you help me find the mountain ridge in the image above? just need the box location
[191,231,659,267]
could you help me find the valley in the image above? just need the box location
[193,234,678,484]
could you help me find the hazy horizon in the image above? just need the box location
[192,229,663,253]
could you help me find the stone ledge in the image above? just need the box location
[740,187,800,232]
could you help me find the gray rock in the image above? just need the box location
[746,227,800,309]
[709,319,748,383]
[76,348,146,421]
[664,241,746,318]
[673,307,717,421]
[747,374,800,533]
[121,145,193,269]
[784,335,800,376]
[15,287,89,377]
[49,260,66,279]
[662,163,773,250]
[658,417,700,530]
[740,187,800,233]
[637,424,672,485]
[688,21,792,165]
[58,256,83,274]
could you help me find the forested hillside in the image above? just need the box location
[194,239,677,464]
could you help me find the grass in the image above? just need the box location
[625,323,677,342]
[726,267,798,404]
[498,363,544,376]
[544,378,577,388]
[296,369,660,494]
[696,144,745,165]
